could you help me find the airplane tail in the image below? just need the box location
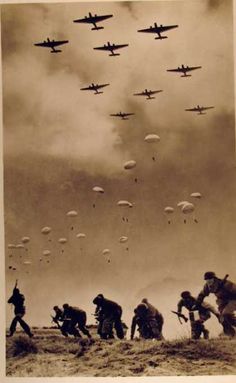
[198,112,206,115]
[147,97,155,100]
[155,36,168,40]
[95,91,103,94]
[92,26,104,31]
[181,74,191,77]
[109,53,120,56]
[51,49,62,53]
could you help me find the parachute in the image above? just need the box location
[58,238,67,244]
[144,134,160,143]
[164,206,174,224]
[92,186,104,194]
[102,249,111,264]
[117,200,133,208]
[41,226,52,235]
[177,201,190,208]
[182,203,194,214]
[21,236,30,244]
[76,233,86,239]
[190,192,202,199]
[66,210,78,217]
[43,250,51,256]
[16,244,25,249]
[23,261,32,265]
[124,160,136,170]
[119,236,128,243]
[8,244,16,249]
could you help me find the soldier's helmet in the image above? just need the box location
[14,288,20,294]
[204,271,216,280]
[136,303,148,315]
[53,305,59,310]
[63,303,69,309]
[141,298,149,304]
[181,291,191,299]
[93,294,104,305]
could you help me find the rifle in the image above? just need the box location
[51,315,61,330]
[14,279,18,288]
[171,311,188,324]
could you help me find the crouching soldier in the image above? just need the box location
[93,294,124,339]
[131,299,164,340]
[52,305,70,337]
[177,290,219,339]
[7,280,33,338]
[196,272,236,337]
[62,304,91,338]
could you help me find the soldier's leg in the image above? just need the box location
[220,301,236,337]
[78,312,91,338]
[114,318,124,339]
[9,316,18,336]
[101,317,113,339]
[148,319,162,340]
[68,319,81,338]
[60,321,69,337]
[18,316,33,337]
[191,321,202,339]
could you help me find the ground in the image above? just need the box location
[6,327,236,377]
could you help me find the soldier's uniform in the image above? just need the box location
[177,291,218,339]
[62,304,91,338]
[197,272,236,337]
[52,306,69,337]
[131,300,164,340]
[93,294,124,339]
[8,287,33,337]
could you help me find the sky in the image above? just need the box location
[2,0,236,339]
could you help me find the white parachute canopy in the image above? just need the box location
[92,186,105,194]
[23,260,32,265]
[43,250,51,256]
[190,192,202,199]
[66,210,78,217]
[21,236,30,244]
[177,201,190,208]
[144,134,160,143]
[102,249,111,256]
[8,244,16,249]
[41,226,52,235]
[164,206,174,214]
[58,238,67,244]
[124,160,136,170]
[117,200,133,208]
[16,244,25,249]
[119,236,128,243]
[76,233,86,239]
[182,203,195,214]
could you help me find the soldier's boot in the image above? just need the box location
[9,317,18,336]
[19,318,34,338]
[222,315,236,338]
[114,320,124,339]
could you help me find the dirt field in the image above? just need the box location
[6,328,236,377]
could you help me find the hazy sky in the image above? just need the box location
[2,0,236,339]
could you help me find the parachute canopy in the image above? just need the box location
[8,244,16,249]
[43,250,51,256]
[66,210,78,217]
[23,261,32,265]
[182,203,195,214]
[124,160,136,170]
[76,233,86,239]
[16,244,25,249]
[102,249,110,256]
[117,200,133,208]
[119,236,128,243]
[41,226,52,235]
[177,201,190,208]
[92,186,105,194]
[164,206,174,214]
[58,238,67,244]
[190,192,202,199]
[144,134,160,143]
[21,236,30,244]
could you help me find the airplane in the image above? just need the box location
[73,12,113,30]
[138,22,178,40]
[110,112,135,120]
[34,38,69,53]
[94,41,129,56]
[80,83,110,94]
[167,64,202,77]
[133,89,163,100]
[185,105,215,115]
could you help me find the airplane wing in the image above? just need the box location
[201,106,214,111]
[94,46,111,51]
[167,68,183,73]
[51,40,69,47]
[124,113,135,116]
[80,86,94,91]
[74,14,113,23]
[91,14,113,22]
[134,92,146,96]
[150,90,163,95]
[110,113,120,117]
[159,24,178,32]
[185,108,199,112]
[185,65,202,72]
[138,27,157,34]
[97,83,110,89]
[112,44,129,51]
[34,40,68,47]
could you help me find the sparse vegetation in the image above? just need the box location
[6,329,236,377]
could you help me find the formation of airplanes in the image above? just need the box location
[167,65,202,77]
[73,12,113,30]
[110,112,135,120]
[34,13,214,115]
[80,83,110,94]
[34,38,69,53]
[185,105,215,115]
[134,89,163,100]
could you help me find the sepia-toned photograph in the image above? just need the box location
[1,0,236,378]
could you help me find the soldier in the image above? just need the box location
[52,305,69,337]
[93,294,124,339]
[196,272,236,337]
[62,303,91,338]
[131,299,164,340]
[7,281,33,338]
[177,291,219,339]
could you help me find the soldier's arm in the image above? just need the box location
[130,316,137,340]
[177,299,184,313]
[196,284,210,305]
[8,295,14,304]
